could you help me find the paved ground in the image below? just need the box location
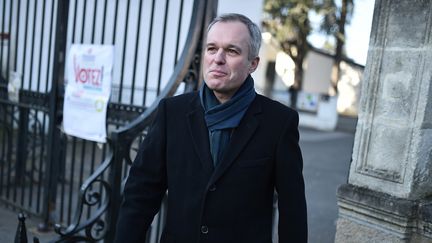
[0,119,356,243]
[0,204,57,242]
[301,128,354,243]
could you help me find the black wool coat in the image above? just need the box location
[114,92,307,243]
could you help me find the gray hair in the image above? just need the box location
[207,13,261,60]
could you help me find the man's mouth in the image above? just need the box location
[209,70,227,77]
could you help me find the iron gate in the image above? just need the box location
[0,0,217,242]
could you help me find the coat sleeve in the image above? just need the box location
[275,110,308,243]
[114,99,168,243]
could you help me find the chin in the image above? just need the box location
[205,79,225,90]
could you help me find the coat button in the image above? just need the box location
[209,185,216,192]
[201,225,209,234]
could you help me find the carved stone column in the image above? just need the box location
[335,0,432,242]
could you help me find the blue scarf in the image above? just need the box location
[200,75,256,166]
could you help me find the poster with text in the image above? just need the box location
[63,44,114,143]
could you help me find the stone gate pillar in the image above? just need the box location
[335,0,432,242]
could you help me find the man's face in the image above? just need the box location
[203,21,259,102]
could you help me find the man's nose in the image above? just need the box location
[214,49,226,64]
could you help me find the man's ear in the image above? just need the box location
[249,56,260,73]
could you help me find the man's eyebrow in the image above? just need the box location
[226,44,242,52]
[206,42,242,51]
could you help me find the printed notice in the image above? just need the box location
[63,44,114,143]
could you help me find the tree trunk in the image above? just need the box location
[290,50,305,109]
[332,0,348,94]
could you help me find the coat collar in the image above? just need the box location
[209,95,262,186]
[187,94,214,173]
[186,93,263,185]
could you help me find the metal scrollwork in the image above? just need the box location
[53,151,113,242]
[86,218,107,241]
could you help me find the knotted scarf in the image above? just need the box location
[200,75,256,166]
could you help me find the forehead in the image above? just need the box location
[206,21,250,46]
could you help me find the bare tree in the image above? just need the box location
[263,0,314,108]
[262,0,354,107]
[319,0,354,94]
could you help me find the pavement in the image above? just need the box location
[0,117,357,243]
[301,127,355,243]
[0,205,57,243]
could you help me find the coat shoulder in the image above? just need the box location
[164,91,198,104]
[160,91,200,111]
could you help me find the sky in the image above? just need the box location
[308,0,376,66]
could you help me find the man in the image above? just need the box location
[114,13,307,243]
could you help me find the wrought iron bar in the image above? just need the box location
[111,0,119,45]
[78,140,87,200]
[174,0,185,66]
[28,112,36,208]
[130,0,144,104]
[16,107,29,192]
[45,0,56,94]
[70,0,78,42]
[87,142,97,218]
[36,114,47,213]
[34,0,47,214]
[67,137,77,225]
[6,104,15,199]
[0,0,5,79]
[80,0,87,43]
[59,137,66,223]
[91,0,98,43]
[41,0,69,230]
[13,0,21,71]
[156,0,170,96]
[101,0,108,42]
[21,0,30,89]
[28,0,37,91]
[142,0,156,106]
[36,0,47,92]
[118,0,131,103]
[7,0,13,75]
[0,106,5,195]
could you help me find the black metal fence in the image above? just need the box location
[0,0,217,242]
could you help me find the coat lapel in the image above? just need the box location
[187,95,214,173]
[208,97,262,186]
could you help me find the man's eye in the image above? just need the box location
[207,47,217,53]
[227,49,239,55]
